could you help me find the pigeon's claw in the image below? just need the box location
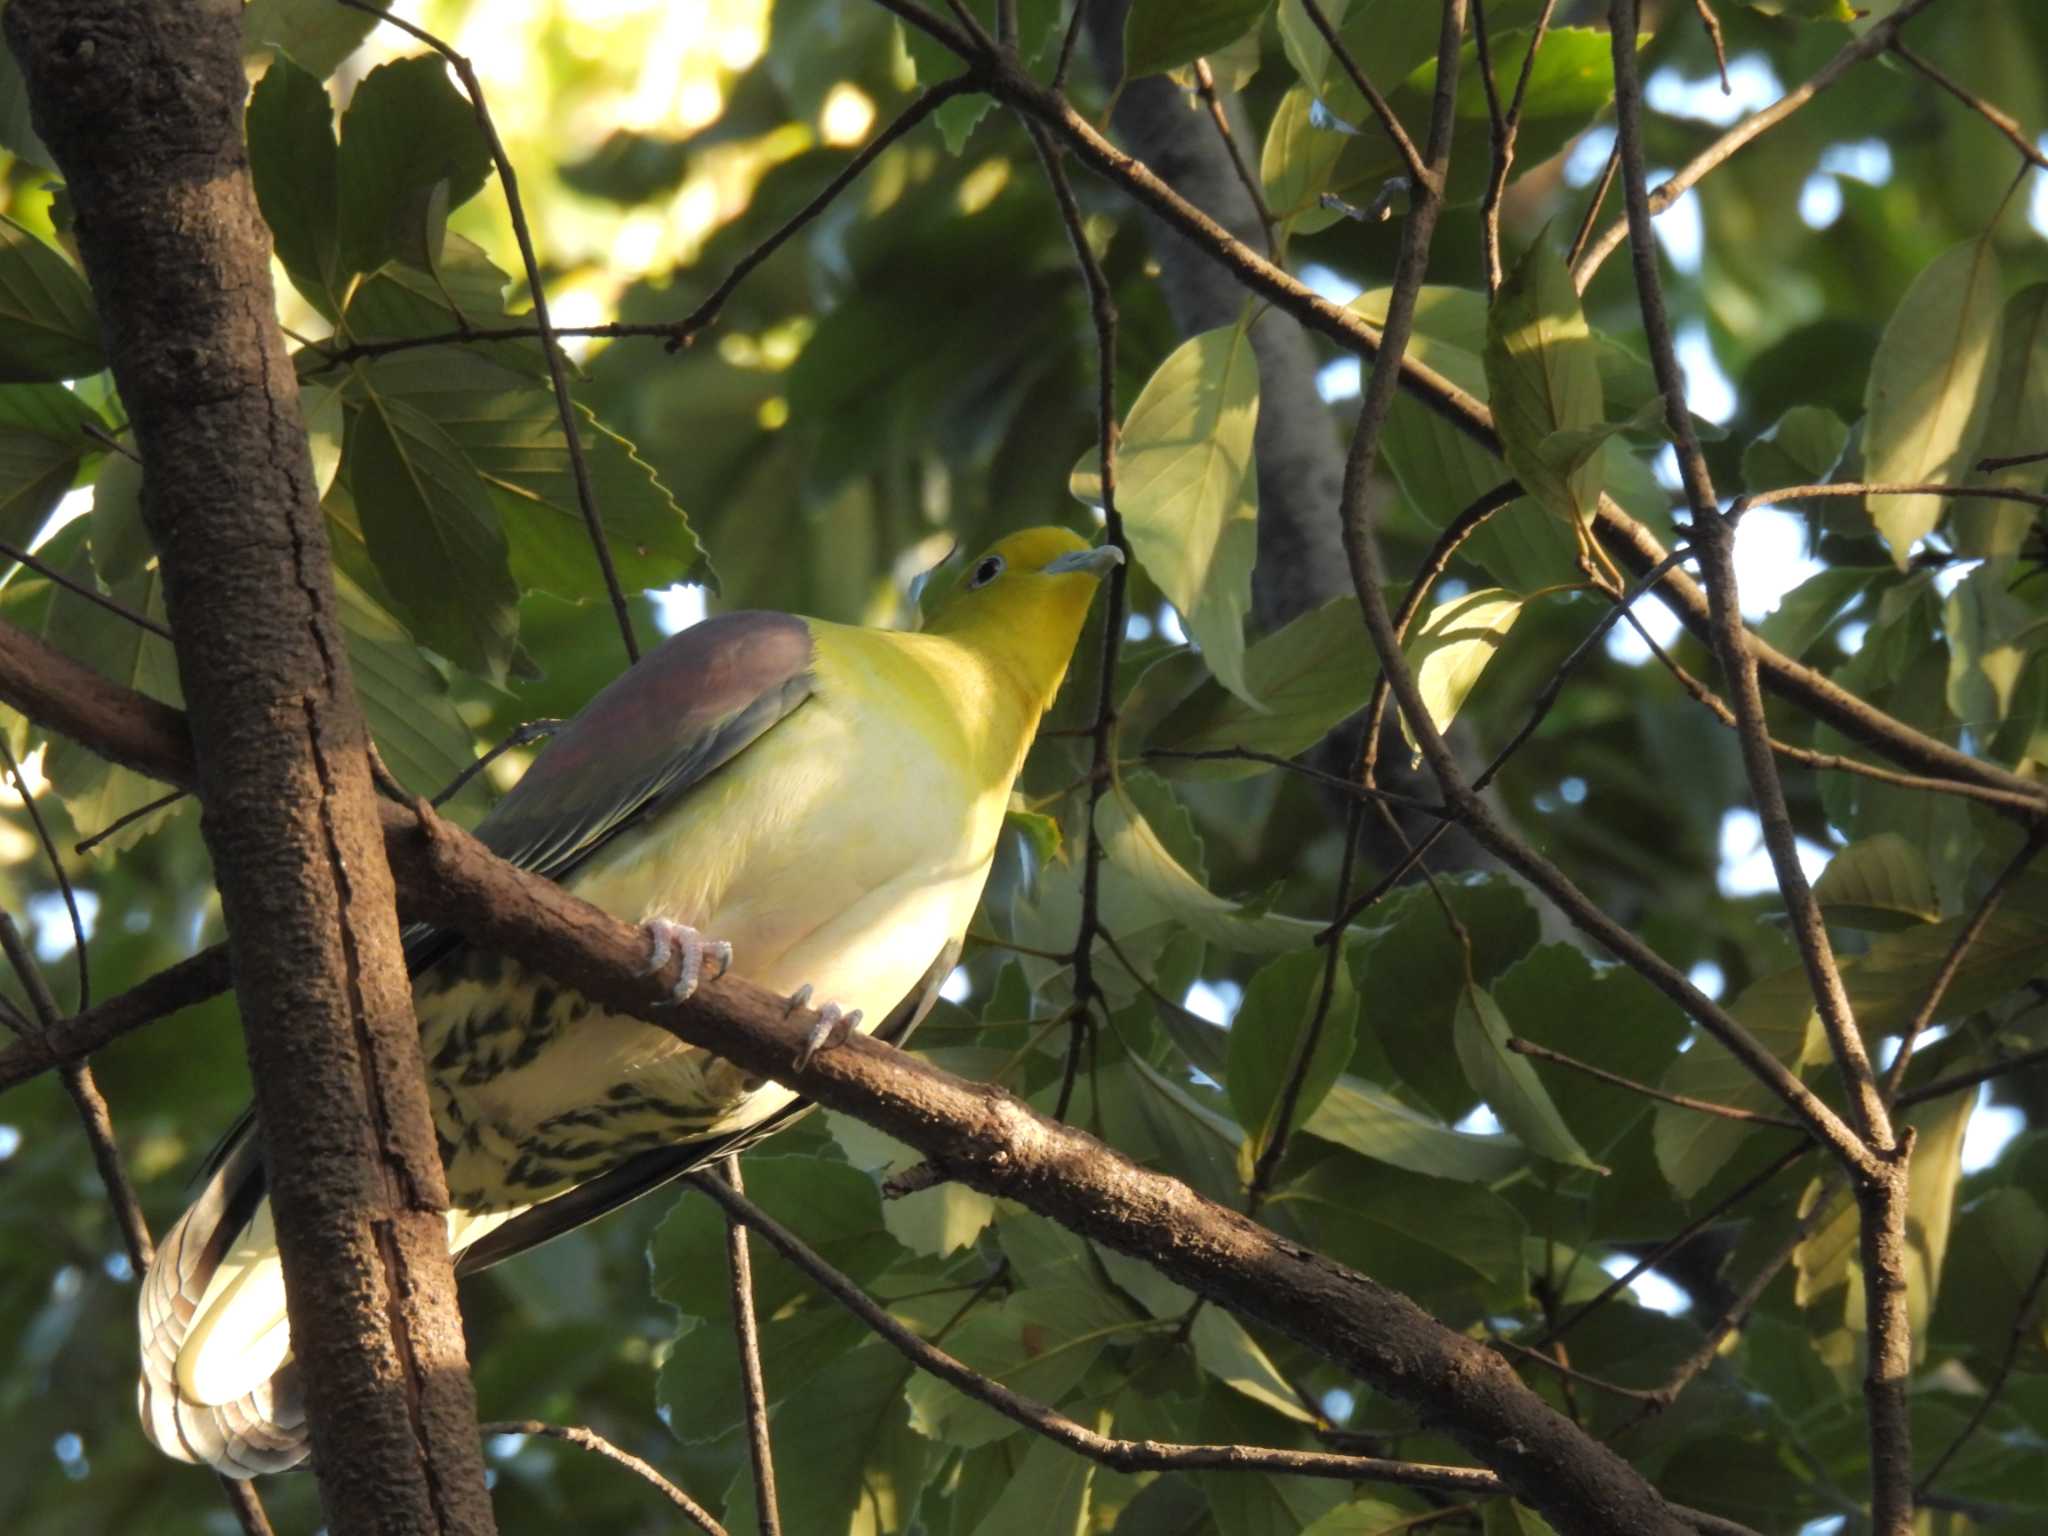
[640,918,732,1004]
[792,999,862,1070]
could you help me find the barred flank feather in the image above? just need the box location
[135,1134,309,1477]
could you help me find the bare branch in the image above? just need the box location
[718,1159,782,1536]
[482,1422,727,1535]
[1507,1037,1806,1129]
[1572,0,1947,289]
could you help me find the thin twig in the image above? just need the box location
[0,943,234,1094]
[1915,1243,2048,1497]
[1573,0,1946,289]
[1898,1041,2048,1109]
[336,0,640,666]
[1507,1037,1807,1128]
[1882,833,2042,1100]
[484,1420,728,1534]
[0,537,171,639]
[1252,0,1469,1206]
[75,788,186,854]
[1890,41,2048,170]
[1537,1143,1813,1350]
[216,1476,278,1536]
[1565,136,1621,273]
[715,1159,782,1536]
[431,717,563,810]
[0,908,153,1270]
[1021,114,1123,1126]
[1191,58,1275,252]
[1474,0,1561,297]
[1977,448,2048,472]
[1612,0,1888,1161]
[1140,748,1451,816]
[689,1166,1508,1495]
[1692,0,1730,93]
[1296,0,1432,190]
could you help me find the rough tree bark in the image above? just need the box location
[3,4,495,1532]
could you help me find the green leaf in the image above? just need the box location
[342,390,521,681]
[1299,1503,1421,1536]
[248,55,343,318]
[1097,773,1321,953]
[362,347,709,601]
[331,569,476,799]
[1400,587,1522,759]
[1494,944,1688,1160]
[1112,323,1261,703]
[1757,566,1881,661]
[905,1285,1137,1448]
[0,215,104,383]
[1196,1387,1349,1536]
[1657,906,2048,1195]
[1226,948,1357,1162]
[1147,597,1377,778]
[1188,1307,1318,1424]
[1944,558,2039,732]
[1864,234,2003,566]
[0,383,105,545]
[724,1341,927,1536]
[969,1432,1096,1536]
[87,449,151,584]
[1453,982,1603,1172]
[1485,235,1604,532]
[243,0,381,77]
[1812,833,1940,930]
[42,545,184,856]
[1932,1187,2048,1369]
[1955,285,2048,557]
[1260,85,1350,234]
[1353,874,1541,1118]
[1123,0,1271,81]
[1655,968,1824,1199]
[1277,1157,1527,1318]
[1303,1074,1525,1183]
[1742,404,1850,497]
[335,55,494,281]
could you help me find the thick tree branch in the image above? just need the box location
[3,3,494,1529]
[0,616,1694,1536]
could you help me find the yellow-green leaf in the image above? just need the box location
[1112,323,1261,703]
[1864,235,2003,567]
[1813,833,1940,931]
[1484,236,1604,531]
[1400,588,1522,758]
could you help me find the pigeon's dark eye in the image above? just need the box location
[968,555,1004,589]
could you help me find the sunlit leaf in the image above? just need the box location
[248,54,343,319]
[1109,322,1261,703]
[1864,235,2003,566]
[1400,587,1522,758]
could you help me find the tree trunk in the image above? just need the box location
[3,4,495,1531]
